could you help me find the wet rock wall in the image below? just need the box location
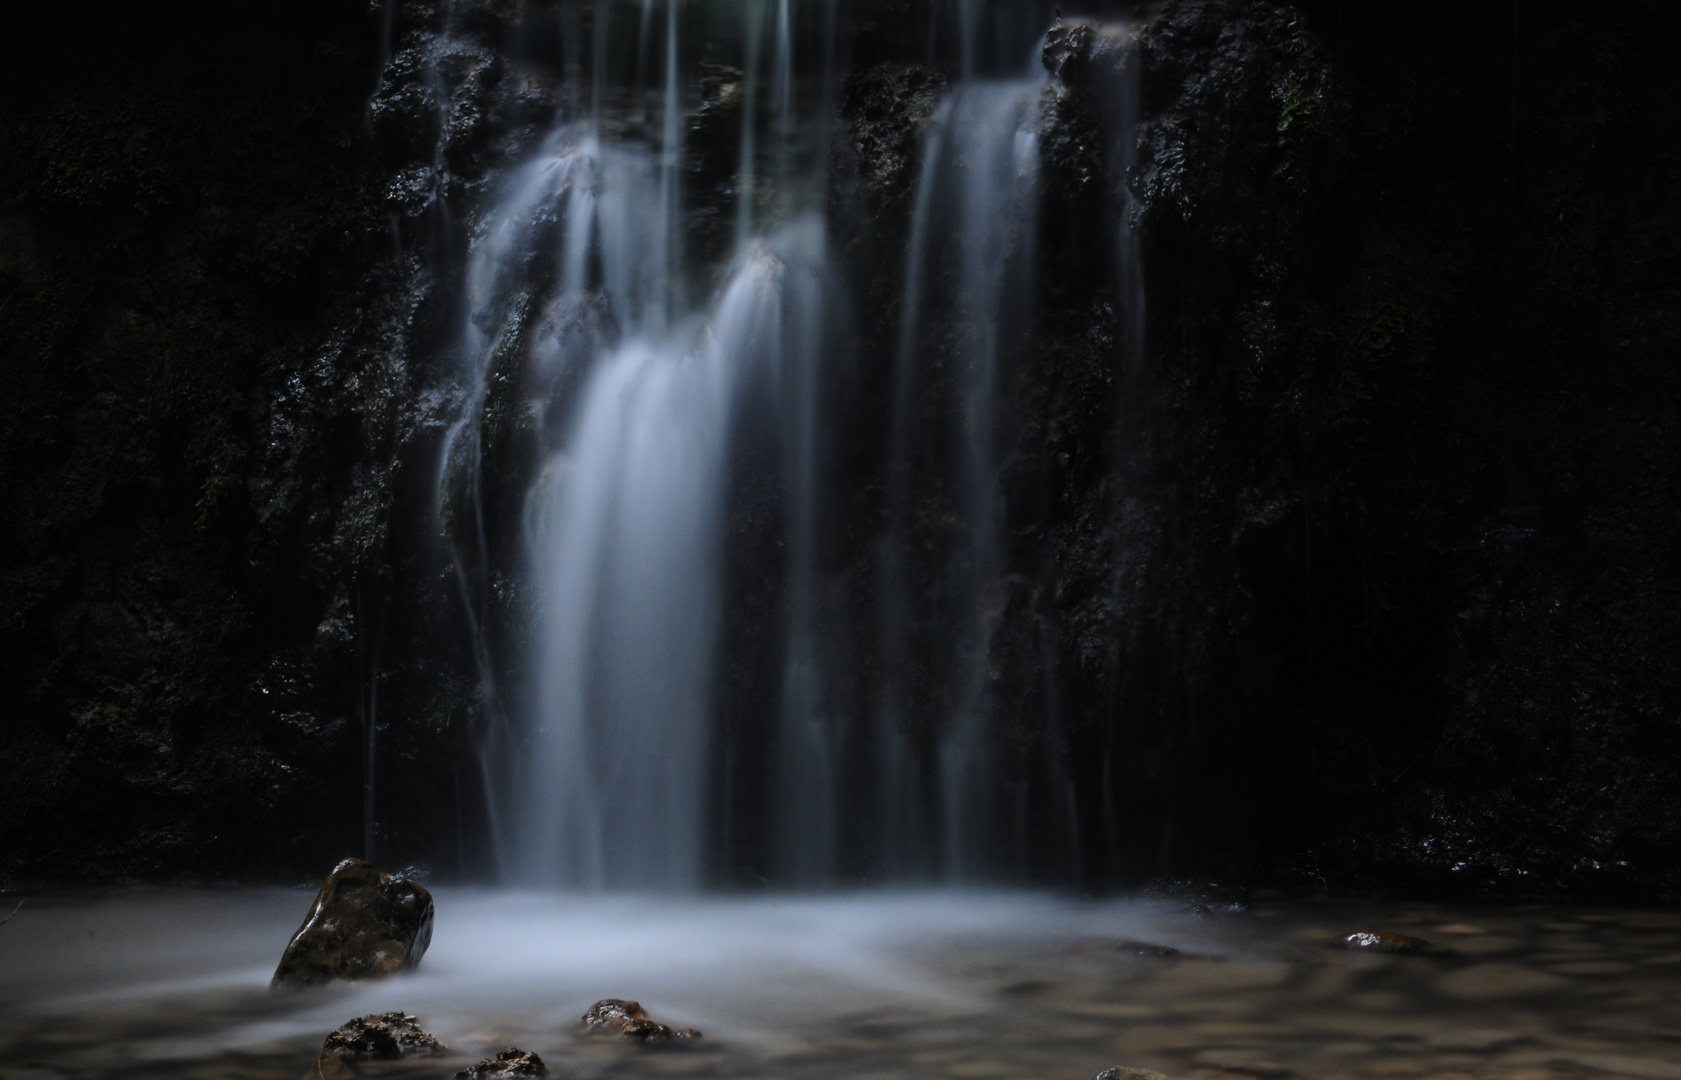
[2,0,1678,898]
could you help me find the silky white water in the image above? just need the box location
[425,2,1132,889]
[5,889,1680,1080]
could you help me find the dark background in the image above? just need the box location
[1,0,1677,897]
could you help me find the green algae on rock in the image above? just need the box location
[272,859,434,985]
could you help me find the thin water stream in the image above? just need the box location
[3,891,1680,1080]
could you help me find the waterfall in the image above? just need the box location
[875,75,1047,882]
[440,0,838,889]
[415,1,1135,890]
[523,234,821,888]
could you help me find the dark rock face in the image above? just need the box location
[321,1012,446,1057]
[1095,0,1681,898]
[0,0,496,885]
[455,1048,544,1078]
[272,859,433,985]
[0,0,1677,901]
[1143,879,1252,914]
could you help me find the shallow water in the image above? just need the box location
[2,889,1680,1080]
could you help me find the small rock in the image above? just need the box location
[1337,930,1434,953]
[455,1047,545,1078]
[322,1012,445,1058]
[273,859,434,985]
[581,998,647,1032]
[1114,940,1181,958]
[620,1018,702,1044]
[622,1018,671,1043]
[1094,1068,1173,1080]
[582,999,700,1045]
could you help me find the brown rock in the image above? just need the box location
[581,998,648,1032]
[621,1018,672,1043]
[455,1047,545,1078]
[272,859,435,985]
[583,999,701,1045]
[1337,930,1434,953]
[322,1012,445,1058]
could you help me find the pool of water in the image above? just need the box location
[2,888,1680,1080]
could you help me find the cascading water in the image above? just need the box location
[522,232,827,888]
[432,0,835,888]
[426,0,1136,890]
[873,74,1049,882]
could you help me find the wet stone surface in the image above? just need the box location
[272,860,435,986]
[581,998,702,1045]
[323,1012,447,1058]
[454,1048,545,1078]
[579,998,647,1033]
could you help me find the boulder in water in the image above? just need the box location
[455,1048,545,1078]
[272,859,434,985]
[321,1012,445,1058]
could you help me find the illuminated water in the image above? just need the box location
[4,890,1680,1079]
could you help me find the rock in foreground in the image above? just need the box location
[272,859,434,985]
[322,1012,445,1058]
[455,1048,545,1078]
[1337,930,1433,953]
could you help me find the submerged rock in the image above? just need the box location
[1094,1068,1173,1080]
[581,999,701,1044]
[272,859,435,985]
[1337,931,1434,953]
[581,998,647,1032]
[322,1012,446,1058]
[455,1048,545,1078]
[621,1018,702,1044]
[1114,940,1182,958]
